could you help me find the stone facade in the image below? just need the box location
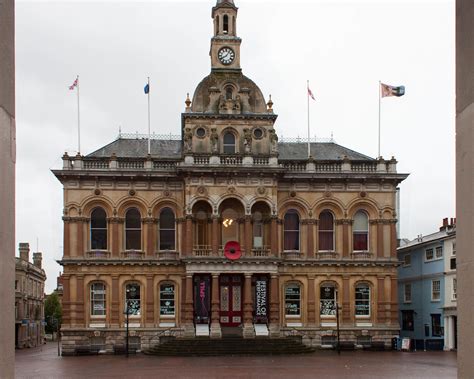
[15,243,47,349]
[54,0,408,355]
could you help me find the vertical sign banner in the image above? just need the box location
[194,277,210,323]
[255,279,268,322]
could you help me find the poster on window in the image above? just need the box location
[160,285,175,316]
[194,277,210,323]
[255,280,268,322]
[285,286,300,315]
[320,286,336,316]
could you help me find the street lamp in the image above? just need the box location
[335,290,341,355]
[124,288,130,358]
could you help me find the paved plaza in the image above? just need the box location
[15,342,457,379]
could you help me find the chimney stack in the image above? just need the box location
[33,252,42,269]
[19,243,29,262]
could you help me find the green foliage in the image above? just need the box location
[44,292,62,334]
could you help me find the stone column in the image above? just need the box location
[377,276,385,325]
[146,218,155,257]
[342,276,351,323]
[269,275,280,337]
[210,274,221,338]
[183,275,195,337]
[146,275,154,326]
[62,275,71,325]
[185,216,193,256]
[110,218,120,258]
[342,220,350,258]
[306,220,315,258]
[76,218,85,257]
[390,276,398,324]
[377,221,384,259]
[76,275,85,327]
[390,221,397,259]
[307,277,316,326]
[243,274,255,338]
[111,275,120,326]
[244,216,252,256]
[270,217,278,256]
[211,216,219,255]
[63,218,70,258]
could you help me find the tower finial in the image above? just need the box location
[185,93,192,112]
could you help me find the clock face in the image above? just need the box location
[218,47,235,65]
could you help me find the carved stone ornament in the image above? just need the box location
[359,191,367,198]
[163,190,171,197]
[324,191,332,198]
[129,189,136,196]
[290,190,296,198]
[228,186,236,194]
[94,189,101,196]
[93,330,101,337]
[257,186,267,196]
[196,186,207,196]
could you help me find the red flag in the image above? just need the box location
[69,78,78,90]
[308,86,316,101]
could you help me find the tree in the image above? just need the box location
[44,292,62,334]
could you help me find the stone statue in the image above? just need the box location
[269,129,278,153]
[243,128,252,153]
[210,128,218,153]
[184,128,193,152]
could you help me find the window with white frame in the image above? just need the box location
[452,278,457,300]
[452,242,456,256]
[125,283,141,316]
[284,284,301,316]
[425,248,434,261]
[403,254,411,267]
[435,246,443,259]
[431,280,441,301]
[284,210,300,251]
[404,283,412,303]
[90,207,108,250]
[355,284,370,317]
[159,208,176,251]
[320,285,336,316]
[353,211,369,251]
[318,211,335,251]
[90,283,106,316]
[125,208,141,250]
[159,283,175,316]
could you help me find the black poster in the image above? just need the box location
[194,277,210,323]
[255,279,268,322]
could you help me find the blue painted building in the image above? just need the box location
[397,218,457,351]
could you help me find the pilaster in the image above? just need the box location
[242,274,255,338]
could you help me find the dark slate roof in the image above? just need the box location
[87,138,374,161]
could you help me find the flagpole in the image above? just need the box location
[378,80,381,158]
[77,75,81,154]
[147,77,151,155]
[307,80,310,159]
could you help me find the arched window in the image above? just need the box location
[159,208,175,251]
[253,211,263,248]
[318,211,334,251]
[125,208,141,250]
[353,210,369,251]
[225,86,233,100]
[320,284,336,316]
[223,14,229,33]
[159,283,175,316]
[90,282,106,316]
[90,207,107,250]
[125,283,141,316]
[355,284,370,317]
[223,132,236,154]
[285,283,301,316]
[284,210,300,251]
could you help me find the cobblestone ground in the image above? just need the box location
[15,342,457,379]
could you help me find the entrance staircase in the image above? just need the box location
[144,336,315,356]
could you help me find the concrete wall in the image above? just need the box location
[456,0,474,376]
[0,0,15,377]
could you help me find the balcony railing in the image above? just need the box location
[316,251,339,260]
[86,251,111,259]
[121,250,145,259]
[156,251,179,260]
[282,251,302,260]
[251,247,270,257]
[192,246,212,257]
[220,155,243,165]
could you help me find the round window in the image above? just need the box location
[253,128,263,139]
[196,127,206,138]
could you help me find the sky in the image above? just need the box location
[15,0,455,292]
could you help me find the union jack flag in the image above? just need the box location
[69,77,78,90]
[308,86,316,101]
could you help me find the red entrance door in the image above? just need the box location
[219,275,243,326]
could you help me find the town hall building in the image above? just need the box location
[54,0,408,354]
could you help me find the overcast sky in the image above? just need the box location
[15,0,455,292]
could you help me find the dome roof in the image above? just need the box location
[191,72,267,114]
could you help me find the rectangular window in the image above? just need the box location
[425,248,434,261]
[450,257,456,270]
[401,310,414,331]
[431,280,441,301]
[403,254,411,267]
[90,283,106,316]
[159,284,175,316]
[320,286,336,316]
[435,246,443,259]
[431,314,442,337]
[126,283,141,316]
[285,285,301,316]
[404,283,412,303]
[355,286,370,316]
[452,278,457,300]
[452,242,456,256]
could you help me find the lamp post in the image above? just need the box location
[124,288,130,358]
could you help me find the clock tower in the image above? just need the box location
[210,0,241,71]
